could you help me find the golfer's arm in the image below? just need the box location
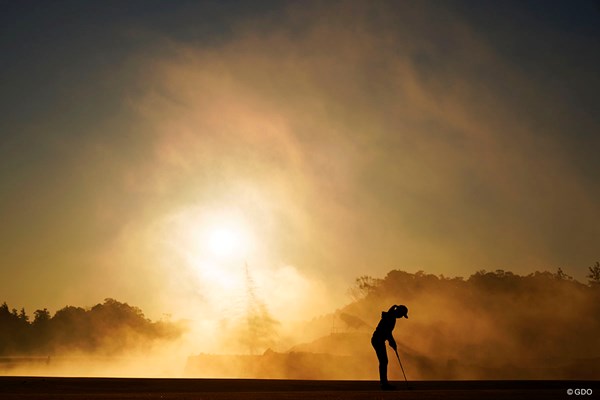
[387,333,395,345]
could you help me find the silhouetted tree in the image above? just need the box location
[241,267,280,354]
[555,267,573,280]
[50,305,89,351]
[587,261,600,286]
[33,309,50,324]
[0,302,31,354]
[348,275,382,300]
[18,308,29,322]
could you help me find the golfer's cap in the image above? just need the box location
[397,305,408,318]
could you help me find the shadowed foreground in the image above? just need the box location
[0,377,596,399]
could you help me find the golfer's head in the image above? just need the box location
[394,305,408,319]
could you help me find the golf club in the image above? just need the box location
[394,348,409,389]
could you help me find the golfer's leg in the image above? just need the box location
[372,340,388,384]
[378,347,388,384]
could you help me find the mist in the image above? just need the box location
[2,266,599,379]
[184,267,600,380]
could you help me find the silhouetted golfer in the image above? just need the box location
[371,304,408,390]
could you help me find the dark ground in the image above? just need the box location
[0,377,597,399]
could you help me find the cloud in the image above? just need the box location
[109,1,598,282]
[12,0,594,334]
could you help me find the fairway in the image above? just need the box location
[0,377,595,400]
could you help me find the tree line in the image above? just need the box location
[348,262,600,301]
[0,298,183,356]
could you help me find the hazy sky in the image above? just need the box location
[1,0,599,322]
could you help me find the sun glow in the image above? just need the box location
[207,226,245,259]
[196,209,254,262]
[166,206,254,261]
[160,206,258,311]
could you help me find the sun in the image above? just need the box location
[165,206,255,264]
[203,217,252,260]
[208,227,242,258]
